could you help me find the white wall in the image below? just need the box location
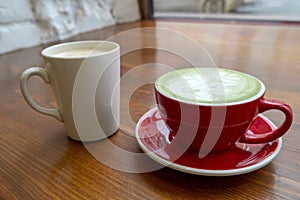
[0,0,140,55]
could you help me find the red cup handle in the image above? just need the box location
[239,98,293,143]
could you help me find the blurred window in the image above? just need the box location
[153,0,300,22]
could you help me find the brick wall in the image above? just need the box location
[0,0,140,55]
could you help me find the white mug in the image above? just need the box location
[20,41,120,141]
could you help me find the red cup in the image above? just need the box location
[154,69,293,154]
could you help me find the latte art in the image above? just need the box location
[155,68,262,104]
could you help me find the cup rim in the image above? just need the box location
[41,40,120,59]
[155,68,266,106]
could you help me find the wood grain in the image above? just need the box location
[1,20,300,200]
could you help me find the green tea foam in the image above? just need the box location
[155,68,262,104]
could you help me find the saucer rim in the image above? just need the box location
[135,107,282,176]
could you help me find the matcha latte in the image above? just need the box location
[155,68,263,105]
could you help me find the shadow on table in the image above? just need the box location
[141,163,276,199]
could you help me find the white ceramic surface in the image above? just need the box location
[20,41,120,141]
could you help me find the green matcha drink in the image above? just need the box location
[155,68,263,105]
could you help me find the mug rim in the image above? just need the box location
[41,40,120,59]
[155,68,266,106]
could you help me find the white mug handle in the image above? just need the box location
[20,67,63,122]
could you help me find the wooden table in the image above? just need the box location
[1,20,299,199]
